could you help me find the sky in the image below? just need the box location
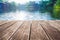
[8,0,41,4]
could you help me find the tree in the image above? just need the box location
[53,0,60,19]
[9,2,17,11]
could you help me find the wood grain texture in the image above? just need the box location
[0,21,16,33]
[0,21,11,25]
[0,21,23,40]
[0,20,60,40]
[9,21,31,40]
[30,21,49,40]
[40,21,60,40]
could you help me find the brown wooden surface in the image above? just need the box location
[0,20,60,40]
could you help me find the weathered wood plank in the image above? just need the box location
[9,21,31,40]
[40,21,60,40]
[50,20,60,26]
[51,20,60,24]
[50,20,60,24]
[0,21,11,25]
[48,20,60,31]
[0,20,60,40]
[0,21,23,40]
[55,20,60,22]
[30,21,49,40]
[0,21,16,33]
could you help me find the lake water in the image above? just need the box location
[0,11,54,20]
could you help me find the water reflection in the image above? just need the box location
[0,11,54,20]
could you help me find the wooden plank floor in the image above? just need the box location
[0,20,60,40]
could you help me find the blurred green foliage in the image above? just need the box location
[53,0,60,19]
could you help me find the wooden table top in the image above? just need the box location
[0,20,60,40]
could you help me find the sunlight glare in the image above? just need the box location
[8,0,29,4]
[14,11,28,20]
